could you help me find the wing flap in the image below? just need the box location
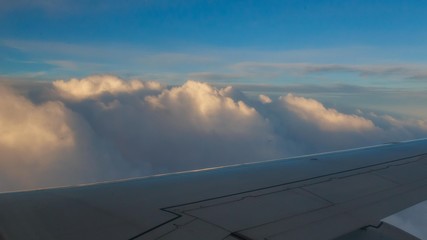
[152,154,427,239]
[186,188,331,231]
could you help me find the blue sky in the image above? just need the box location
[1,0,427,89]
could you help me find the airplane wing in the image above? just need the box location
[1,139,427,240]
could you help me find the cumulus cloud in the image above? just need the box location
[2,75,427,238]
[0,86,75,158]
[259,94,272,104]
[0,86,88,190]
[281,93,375,132]
[0,85,142,191]
[145,80,257,129]
[53,75,162,100]
[1,75,427,192]
[97,80,284,172]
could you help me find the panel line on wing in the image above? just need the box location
[130,153,427,239]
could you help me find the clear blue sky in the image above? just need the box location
[1,0,427,88]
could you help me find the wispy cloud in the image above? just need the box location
[1,39,219,68]
[4,39,427,84]
[232,62,427,80]
[1,39,122,59]
[188,72,246,81]
[139,53,218,65]
[44,60,78,70]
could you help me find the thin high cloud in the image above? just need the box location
[1,75,427,191]
[232,62,427,80]
[4,39,427,83]
[188,72,246,81]
[1,39,220,79]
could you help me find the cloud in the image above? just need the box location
[53,75,162,100]
[221,83,375,95]
[0,86,75,156]
[232,62,427,80]
[140,53,218,66]
[188,72,246,81]
[1,75,427,193]
[145,80,256,121]
[0,86,94,190]
[107,80,284,171]
[1,75,427,238]
[44,60,79,70]
[281,93,375,132]
[1,39,120,62]
[258,94,272,104]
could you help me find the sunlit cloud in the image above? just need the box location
[0,86,77,190]
[281,93,375,132]
[0,86,75,153]
[145,80,257,120]
[53,75,162,100]
[258,94,272,104]
[1,75,427,192]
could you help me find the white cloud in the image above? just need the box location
[259,94,272,104]
[0,85,140,191]
[53,75,162,100]
[2,76,427,238]
[131,80,285,170]
[1,76,427,192]
[145,80,258,130]
[44,60,78,70]
[0,86,75,157]
[0,86,81,190]
[281,93,375,132]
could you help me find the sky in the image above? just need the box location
[2,0,427,239]
[2,0,427,88]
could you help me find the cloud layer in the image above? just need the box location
[232,62,427,80]
[1,75,427,192]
